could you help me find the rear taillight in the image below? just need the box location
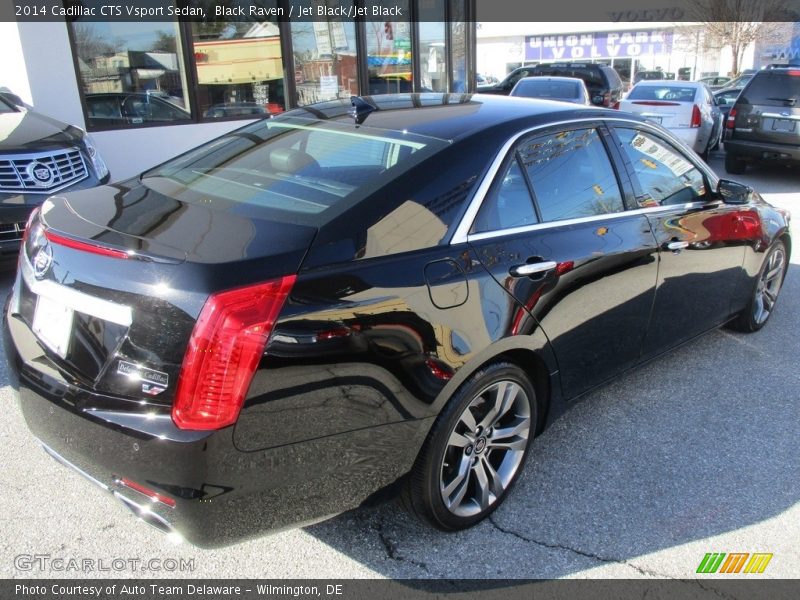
[172,275,296,430]
[603,92,612,107]
[21,206,41,244]
[611,101,620,110]
[726,107,737,129]
[45,230,130,259]
[691,104,702,128]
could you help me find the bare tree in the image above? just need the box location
[686,0,793,75]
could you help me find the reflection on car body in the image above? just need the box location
[4,94,791,546]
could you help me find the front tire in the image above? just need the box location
[728,240,788,332]
[402,362,537,531]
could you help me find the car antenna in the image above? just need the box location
[350,96,377,124]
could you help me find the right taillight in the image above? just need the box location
[172,275,296,430]
[726,107,737,129]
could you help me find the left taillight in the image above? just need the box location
[691,104,702,128]
[172,275,297,431]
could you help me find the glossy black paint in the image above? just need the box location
[4,94,791,546]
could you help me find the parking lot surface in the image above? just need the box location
[1,153,798,579]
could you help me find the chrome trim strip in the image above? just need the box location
[450,116,718,245]
[21,255,133,326]
[40,441,109,491]
[762,112,800,121]
[465,202,708,243]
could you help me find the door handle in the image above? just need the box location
[666,240,690,251]
[509,261,557,277]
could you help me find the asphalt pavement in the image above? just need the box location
[1,151,798,579]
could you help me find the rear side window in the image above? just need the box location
[739,72,800,107]
[519,128,624,222]
[533,65,604,87]
[614,128,707,206]
[473,158,538,233]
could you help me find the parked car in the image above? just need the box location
[479,63,623,107]
[724,68,800,174]
[0,95,109,264]
[720,73,754,90]
[510,76,591,104]
[5,94,790,547]
[618,80,721,158]
[84,92,191,128]
[204,103,268,119]
[697,76,731,91]
[713,87,743,121]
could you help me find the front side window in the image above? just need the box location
[518,128,624,222]
[70,20,192,129]
[614,128,707,207]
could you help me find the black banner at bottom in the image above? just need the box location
[4,579,800,600]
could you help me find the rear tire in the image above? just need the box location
[725,152,747,174]
[402,362,537,531]
[728,240,788,333]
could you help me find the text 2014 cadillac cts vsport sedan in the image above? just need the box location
[4,94,790,546]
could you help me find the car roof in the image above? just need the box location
[281,93,626,141]
[516,76,587,84]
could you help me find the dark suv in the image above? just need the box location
[478,63,624,107]
[724,68,800,174]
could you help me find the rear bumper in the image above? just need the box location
[723,138,800,162]
[5,294,430,547]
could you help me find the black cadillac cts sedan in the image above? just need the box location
[4,94,791,546]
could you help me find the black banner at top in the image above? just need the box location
[3,0,800,22]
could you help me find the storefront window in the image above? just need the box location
[418,0,447,92]
[366,0,412,94]
[191,10,285,119]
[70,20,191,129]
[291,1,358,105]
[449,0,468,92]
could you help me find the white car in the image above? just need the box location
[618,81,721,158]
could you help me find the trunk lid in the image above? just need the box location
[10,184,316,409]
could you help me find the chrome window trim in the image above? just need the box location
[450,116,719,246]
[466,202,710,243]
[20,254,133,327]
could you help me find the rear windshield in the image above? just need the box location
[514,79,582,99]
[533,66,605,87]
[143,117,448,223]
[628,85,698,102]
[739,71,800,107]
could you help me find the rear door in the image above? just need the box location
[730,70,800,145]
[466,123,659,398]
[608,124,747,357]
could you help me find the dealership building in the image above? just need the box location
[2,1,475,180]
[476,22,800,84]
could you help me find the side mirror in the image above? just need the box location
[717,179,752,204]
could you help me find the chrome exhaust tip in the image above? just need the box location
[114,491,176,535]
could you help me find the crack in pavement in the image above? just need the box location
[372,518,431,575]
[486,516,743,600]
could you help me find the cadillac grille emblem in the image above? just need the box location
[32,243,53,279]
[25,161,54,187]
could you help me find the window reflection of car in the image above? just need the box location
[203,103,268,119]
[85,93,191,128]
[510,76,591,105]
[0,95,109,264]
